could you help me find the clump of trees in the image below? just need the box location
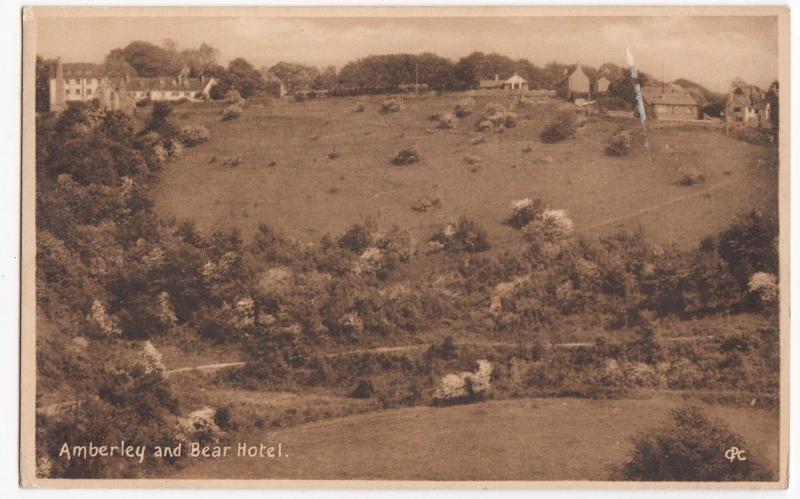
[616,406,774,481]
[540,112,577,143]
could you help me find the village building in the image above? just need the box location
[479,73,529,91]
[593,75,611,95]
[555,66,592,99]
[640,82,701,121]
[503,73,528,91]
[479,74,504,90]
[48,57,216,113]
[726,79,766,128]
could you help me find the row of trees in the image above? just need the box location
[44,38,739,109]
[100,40,648,94]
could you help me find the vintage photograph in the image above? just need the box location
[21,6,789,487]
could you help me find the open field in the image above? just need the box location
[172,395,779,480]
[154,93,777,250]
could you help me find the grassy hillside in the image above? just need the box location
[173,396,778,480]
[154,94,776,250]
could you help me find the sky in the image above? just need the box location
[35,15,779,92]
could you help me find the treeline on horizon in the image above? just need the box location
[36,39,727,110]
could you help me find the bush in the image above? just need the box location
[679,168,705,186]
[747,271,778,307]
[605,129,632,156]
[540,112,576,143]
[221,104,243,121]
[522,209,574,245]
[453,97,475,118]
[225,89,245,106]
[433,360,493,406]
[506,198,544,229]
[352,103,365,113]
[430,216,491,253]
[479,104,517,130]
[338,221,375,254]
[616,406,774,481]
[178,125,210,147]
[437,112,456,129]
[717,209,779,288]
[463,154,481,165]
[213,406,234,431]
[411,196,441,212]
[381,98,402,113]
[351,380,375,399]
[390,148,420,166]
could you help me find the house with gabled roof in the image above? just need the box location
[640,82,701,121]
[479,73,529,91]
[48,57,217,113]
[555,66,592,99]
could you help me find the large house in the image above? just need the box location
[640,83,701,121]
[478,73,529,91]
[555,66,592,99]
[48,57,217,113]
[726,79,767,127]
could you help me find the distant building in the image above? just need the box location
[503,73,528,91]
[48,57,215,113]
[640,83,701,121]
[593,75,611,95]
[479,74,503,90]
[555,66,592,99]
[479,73,528,91]
[649,93,701,120]
[726,79,765,127]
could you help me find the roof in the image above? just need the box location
[650,92,699,106]
[122,77,205,92]
[556,66,590,85]
[505,73,527,84]
[640,83,697,106]
[479,79,503,89]
[60,63,106,79]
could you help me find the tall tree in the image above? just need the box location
[178,43,219,77]
[267,62,320,93]
[36,56,54,113]
[103,48,137,77]
[120,41,181,77]
[225,58,267,98]
[312,65,338,90]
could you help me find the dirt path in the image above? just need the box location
[164,333,725,376]
[580,179,734,232]
[37,332,732,415]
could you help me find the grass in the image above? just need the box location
[153,94,777,251]
[170,395,779,480]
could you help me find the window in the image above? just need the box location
[65,89,71,95]
[86,89,92,95]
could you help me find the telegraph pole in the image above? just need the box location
[415,53,420,95]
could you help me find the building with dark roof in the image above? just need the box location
[555,66,592,99]
[48,58,217,113]
[640,83,701,121]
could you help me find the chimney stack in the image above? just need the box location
[52,57,66,112]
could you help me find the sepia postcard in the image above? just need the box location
[20,5,790,489]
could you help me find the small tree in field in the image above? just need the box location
[540,112,576,143]
[616,406,774,481]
